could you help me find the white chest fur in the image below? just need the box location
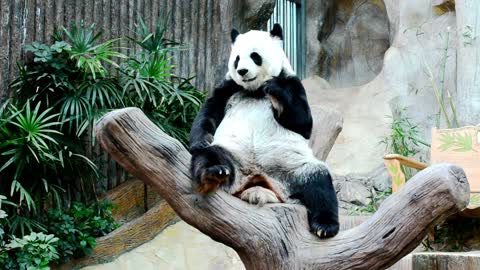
[212,93,316,171]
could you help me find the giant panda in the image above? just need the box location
[189,24,339,238]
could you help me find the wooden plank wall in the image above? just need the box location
[0,0,273,191]
[0,0,240,98]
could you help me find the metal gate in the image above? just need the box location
[267,0,306,79]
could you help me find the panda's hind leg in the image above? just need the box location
[289,163,339,239]
[240,186,280,206]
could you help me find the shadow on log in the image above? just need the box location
[95,107,470,270]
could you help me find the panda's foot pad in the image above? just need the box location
[240,186,280,206]
[197,165,230,194]
[310,222,339,239]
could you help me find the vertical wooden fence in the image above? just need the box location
[0,0,273,192]
[0,0,244,99]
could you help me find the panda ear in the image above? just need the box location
[270,23,283,40]
[231,29,240,43]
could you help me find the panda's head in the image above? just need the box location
[227,24,294,91]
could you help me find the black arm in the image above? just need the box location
[188,79,241,193]
[263,72,313,139]
[189,79,241,152]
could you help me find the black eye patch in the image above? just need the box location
[250,52,262,66]
[234,55,240,69]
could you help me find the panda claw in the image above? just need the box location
[311,222,339,239]
[196,165,231,194]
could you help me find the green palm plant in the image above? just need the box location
[0,102,62,177]
[121,51,176,108]
[13,23,125,138]
[0,100,100,236]
[2,15,204,246]
[120,15,205,146]
[56,79,122,138]
[56,93,90,136]
[82,78,122,108]
[61,21,126,79]
[152,77,205,144]
[0,101,62,213]
[129,13,182,53]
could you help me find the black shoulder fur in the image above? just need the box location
[189,79,242,152]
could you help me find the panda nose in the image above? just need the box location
[237,69,248,76]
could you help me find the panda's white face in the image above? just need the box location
[227,28,294,91]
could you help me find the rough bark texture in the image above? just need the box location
[101,178,162,224]
[309,105,343,160]
[95,107,470,270]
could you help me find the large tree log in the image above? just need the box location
[309,105,343,160]
[95,108,470,270]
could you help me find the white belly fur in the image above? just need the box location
[212,93,319,181]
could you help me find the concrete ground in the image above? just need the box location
[82,218,414,270]
[82,221,245,270]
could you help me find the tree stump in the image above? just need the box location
[95,107,470,270]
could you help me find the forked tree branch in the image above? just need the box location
[95,108,470,270]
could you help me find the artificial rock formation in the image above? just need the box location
[304,0,475,176]
[95,107,469,270]
[306,0,391,87]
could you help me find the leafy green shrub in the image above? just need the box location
[1,207,59,270]
[60,21,125,79]
[120,15,205,144]
[350,188,392,215]
[381,111,430,179]
[0,100,98,236]
[46,200,118,263]
[13,30,123,137]
[1,14,203,267]
[6,232,59,270]
[2,20,123,238]
[0,199,117,268]
[422,216,480,252]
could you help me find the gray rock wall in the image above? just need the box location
[305,0,391,87]
[304,0,461,179]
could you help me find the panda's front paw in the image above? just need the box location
[196,165,231,194]
[190,145,235,194]
[262,78,284,96]
[310,221,339,239]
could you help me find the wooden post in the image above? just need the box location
[96,108,470,270]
